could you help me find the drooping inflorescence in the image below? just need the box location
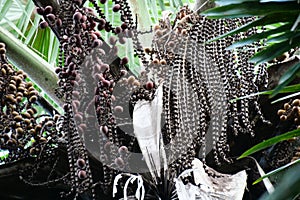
[30,1,270,199]
[0,42,59,163]
[140,6,269,167]
[35,0,136,198]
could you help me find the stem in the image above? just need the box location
[128,0,153,48]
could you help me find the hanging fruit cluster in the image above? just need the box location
[34,0,139,198]
[262,99,300,170]
[0,42,59,163]
[30,0,271,199]
[278,99,300,129]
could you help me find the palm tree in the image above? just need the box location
[0,0,299,199]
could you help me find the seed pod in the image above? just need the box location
[27,109,36,116]
[0,48,6,54]
[109,36,117,45]
[292,99,300,106]
[277,109,285,116]
[120,69,127,76]
[114,157,125,167]
[8,83,17,92]
[29,95,37,103]
[153,24,160,31]
[1,68,6,75]
[90,33,98,41]
[15,122,21,128]
[22,112,31,119]
[10,79,16,85]
[29,128,36,135]
[14,115,23,122]
[118,146,128,155]
[56,18,62,27]
[100,64,109,71]
[152,59,159,64]
[17,86,25,93]
[45,121,54,127]
[168,41,175,48]
[55,68,62,75]
[114,106,123,113]
[144,48,151,54]
[100,125,108,134]
[46,14,56,22]
[22,73,27,79]
[39,21,48,29]
[127,76,135,84]
[39,137,47,143]
[280,115,287,121]
[16,69,24,75]
[113,4,121,12]
[72,100,80,110]
[115,26,122,34]
[24,119,31,125]
[293,106,299,113]
[76,158,86,169]
[104,141,111,151]
[65,56,74,66]
[31,106,38,114]
[16,127,24,135]
[284,103,291,110]
[78,170,87,179]
[112,46,118,55]
[102,79,111,87]
[75,113,83,123]
[146,81,154,90]
[121,57,129,65]
[92,39,102,48]
[133,80,140,87]
[29,147,37,155]
[16,96,22,103]
[44,6,53,15]
[73,12,82,21]
[79,123,87,130]
[119,37,126,44]
[35,124,42,131]
[98,18,106,26]
[121,22,128,30]
[160,59,167,65]
[12,111,19,116]
[155,30,163,37]
[25,82,33,88]
[14,76,22,85]
[93,31,101,39]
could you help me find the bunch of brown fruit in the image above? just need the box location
[277,99,300,129]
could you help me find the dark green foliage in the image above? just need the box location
[204,1,300,199]
[203,0,300,97]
